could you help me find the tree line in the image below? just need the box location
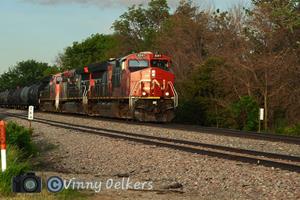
[0,60,59,91]
[0,0,299,134]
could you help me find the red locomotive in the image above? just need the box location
[39,52,178,122]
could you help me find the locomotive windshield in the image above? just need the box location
[128,60,149,69]
[151,60,169,71]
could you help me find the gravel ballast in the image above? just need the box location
[1,109,299,199]
[11,109,300,157]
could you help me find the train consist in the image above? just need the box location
[0,52,178,122]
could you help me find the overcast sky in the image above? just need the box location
[0,0,250,73]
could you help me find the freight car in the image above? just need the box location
[0,82,49,108]
[0,52,178,122]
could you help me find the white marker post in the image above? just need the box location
[258,108,264,133]
[28,106,34,129]
[0,120,6,172]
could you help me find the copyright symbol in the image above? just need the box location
[47,176,63,193]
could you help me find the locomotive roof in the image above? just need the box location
[53,51,170,78]
[76,61,109,74]
[123,52,171,61]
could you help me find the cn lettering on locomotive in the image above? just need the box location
[0,52,178,122]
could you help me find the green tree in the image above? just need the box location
[14,60,50,86]
[0,60,54,91]
[58,34,119,70]
[112,0,170,51]
[231,96,259,131]
[176,57,230,127]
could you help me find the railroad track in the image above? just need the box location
[2,108,299,145]
[2,112,300,173]
[18,110,300,145]
[172,125,300,145]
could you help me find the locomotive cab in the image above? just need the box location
[125,52,178,122]
[127,52,175,97]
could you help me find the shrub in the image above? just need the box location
[175,99,207,124]
[276,123,300,136]
[231,96,259,131]
[6,122,36,157]
[175,57,228,126]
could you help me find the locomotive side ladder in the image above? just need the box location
[168,81,178,108]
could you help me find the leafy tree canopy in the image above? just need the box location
[58,34,119,70]
[112,0,170,51]
[0,60,57,91]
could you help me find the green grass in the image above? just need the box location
[0,122,34,196]
[0,146,30,196]
[0,121,92,199]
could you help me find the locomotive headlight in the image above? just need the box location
[142,91,147,96]
[165,92,170,96]
[151,70,156,78]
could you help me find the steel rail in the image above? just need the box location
[3,112,300,173]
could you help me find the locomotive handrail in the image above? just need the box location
[82,85,88,97]
[168,81,178,108]
[82,80,91,98]
[81,83,89,106]
[129,81,137,109]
